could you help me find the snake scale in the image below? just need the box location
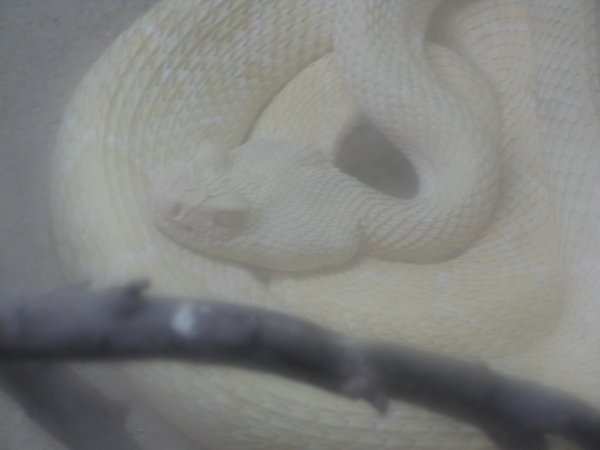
[52,0,600,448]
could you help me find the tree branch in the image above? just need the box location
[0,281,598,449]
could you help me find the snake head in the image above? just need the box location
[151,184,254,252]
[149,140,363,271]
[148,144,254,254]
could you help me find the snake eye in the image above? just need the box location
[213,210,245,227]
[204,192,250,227]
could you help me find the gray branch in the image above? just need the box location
[0,281,598,450]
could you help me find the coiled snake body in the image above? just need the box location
[53,1,600,448]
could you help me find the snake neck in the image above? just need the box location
[335,0,501,263]
[357,136,499,263]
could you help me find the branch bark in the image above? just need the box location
[0,281,598,450]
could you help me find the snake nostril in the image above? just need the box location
[335,119,419,199]
[169,202,183,219]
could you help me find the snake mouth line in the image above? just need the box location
[335,119,419,200]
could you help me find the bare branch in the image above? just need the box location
[0,281,598,450]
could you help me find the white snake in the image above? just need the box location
[52,0,600,448]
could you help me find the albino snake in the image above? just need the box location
[52,0,600,448]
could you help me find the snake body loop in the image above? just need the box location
[53,1,600,448]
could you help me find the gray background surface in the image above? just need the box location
[0,2,200,448]
[0,0,157,292]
